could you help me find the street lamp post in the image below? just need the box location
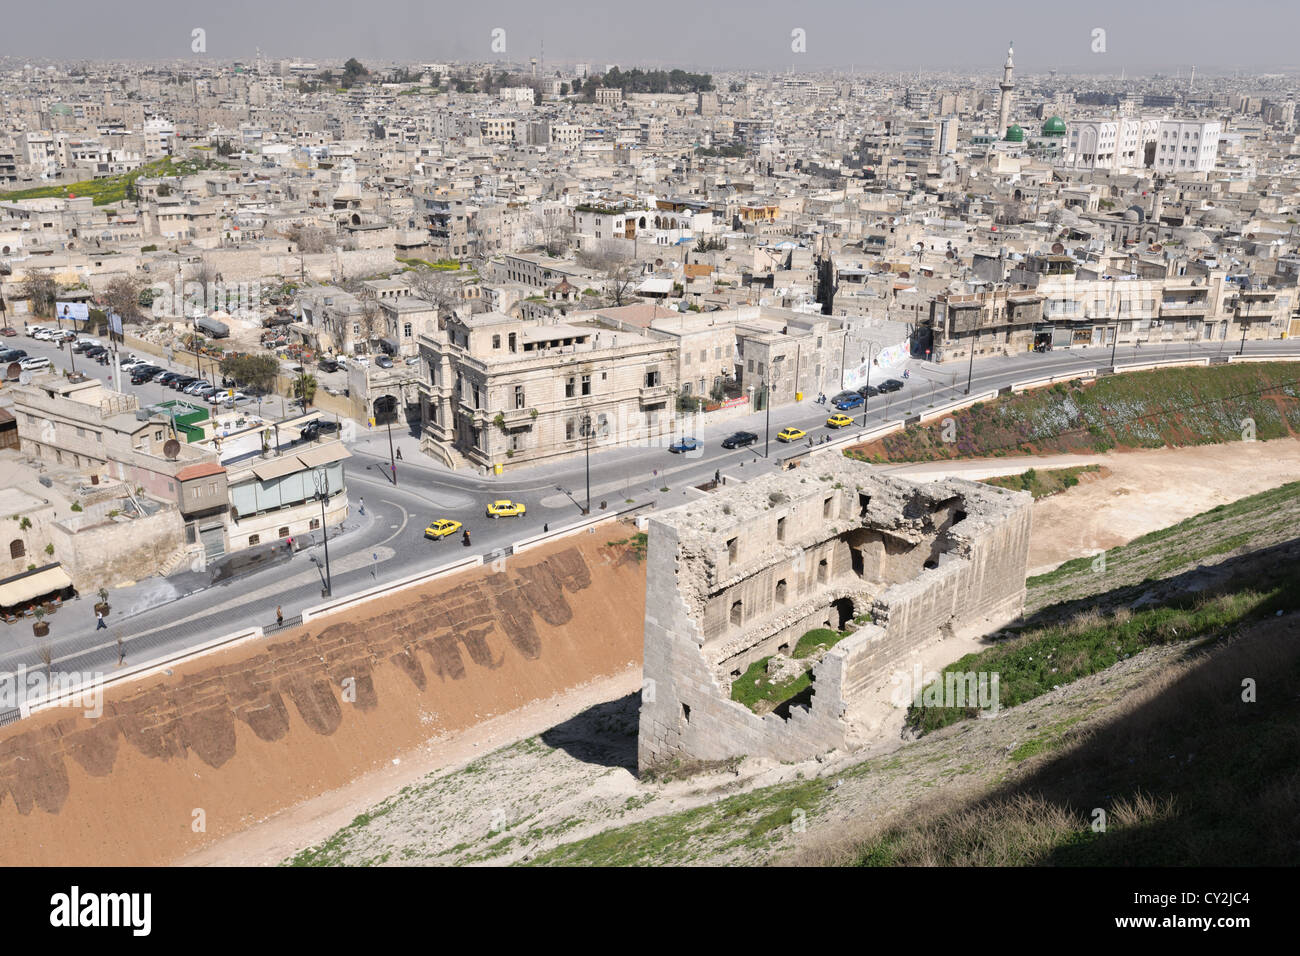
[861,342,879,426]
[763,382,771,457]
[580,413,592,514]
[385,414,397,486]
[1238,321,1248,356]
[313,467,333,597]
[1109,321,1119,369]
[964,337,976,395]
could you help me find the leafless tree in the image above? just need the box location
[20,272,59,317]
[101,275,143,324]
[579,243,640,307]
[287,224,336,254]
[405,265,461,320]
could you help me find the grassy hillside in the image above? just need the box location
[0,156,230,206]
[982,464,1102,498]
[845,363,1300,463]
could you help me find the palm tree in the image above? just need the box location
[292,373,318,409]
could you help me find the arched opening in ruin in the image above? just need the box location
[832,597,854,630]
[730,600,743,627]
[775,578,787,604]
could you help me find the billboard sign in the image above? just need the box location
[55,301,90,323]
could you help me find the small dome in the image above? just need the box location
[1124,206,1145,223]
[1042,116,1067,136]
[1004,124,1025,142]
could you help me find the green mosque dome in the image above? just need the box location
[1042,116,1067,136]
[1004,124,1025,142]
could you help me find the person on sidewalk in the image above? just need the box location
[96,610,107,630]
[396,447,403,460]
[358,497,365,515]
[276,605,283,628]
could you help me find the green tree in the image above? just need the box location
[342,58,369,88]
[220,353,280,394]
[291,373,318,409]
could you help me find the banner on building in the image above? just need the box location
[108,313,124,336]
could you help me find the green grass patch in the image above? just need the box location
[0,156,231,206]
[731,657,812,713]
[983,464,1101,499]
[792,626,852,659]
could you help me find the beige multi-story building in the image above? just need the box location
[416,311,679,470]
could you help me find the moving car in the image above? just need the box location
[424,518,463,540]
[826,413,855,428]
[19,356,51,371]
[877,378,905,393]
[669,436,702,453]
[777,427,806,442]
[834,393,864,410]
[721,431,758,449]
[486,500,526,518]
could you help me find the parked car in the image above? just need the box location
[404,355,421,366]
[485,500,526,518]
[171,376,197,390]
[857,384,880,398]
[333,355,349,369]
[877,379,905,393]
[84,346,107,359]
[669,436,703,454]
[777,427,806,442]
[318,359,340,373]
[375,355,394,369]
[19,356,51,371]
[183,380,212,395]
[0,327,16,337]
[51,330,77,344]
[834,393,864,410]
[131,366,162,384]
[424,518,463,540]
[150,369,172,383]
[193,385,219,399]
[74,337,103,352]
[826,413,855,428]
[721,431,758,449]
[831,390,859,405]
[301,419,340,440]
[0,348,28,362]
[26,326,51,338]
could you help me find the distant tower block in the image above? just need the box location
[530,57,537,78]
[998,41,1015,138]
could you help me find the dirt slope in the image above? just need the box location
[0,524,646,866]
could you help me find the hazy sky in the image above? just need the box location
[2,0,1297,75]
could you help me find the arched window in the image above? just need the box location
[10,539,25,559]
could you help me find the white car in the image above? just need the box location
[332,355,348,369]
[19,356,51,371]
[26,326,51,338]
[183,380,212,395]
[353,356,369,368]
[32,328,58,341]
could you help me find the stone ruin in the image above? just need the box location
[638,456,1033,773]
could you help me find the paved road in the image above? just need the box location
[3,326,1298,707]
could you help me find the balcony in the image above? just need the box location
[1160,298,1209,315]
[639,383,673,405]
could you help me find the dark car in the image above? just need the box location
[301,419,340,441]
[721,431,758,449]
[171,376,198,390]
[831,390,859,406]
[318,359,340,373]
[158,372,184,386]
[131,366,161,384]
[0,328,16,337]
[0,348,28,362]
[84,346,107,359]
[835,393,864,410]
[877,379,905,393]
[857,384,880,398]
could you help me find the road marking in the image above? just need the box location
[379,500,409,546]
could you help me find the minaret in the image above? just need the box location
[998,42,1015,138]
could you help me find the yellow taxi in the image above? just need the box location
[486,499,527,518]
[424,518,462,540]
[776,427,806,442]
[826,413,854,428]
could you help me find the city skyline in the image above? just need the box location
[1,0,1298,74]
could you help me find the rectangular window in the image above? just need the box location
[248,534,260,546]
[565,419,576,441]
[565,376,575,398]
[776,516,786,542]
[727,537,738,562]
[581,374,591,396]
[515,386,525,409]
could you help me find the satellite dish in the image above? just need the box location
[163,439,181,460]
[945,250,955,259]
[1051,242,1065,254]
[18,371,32,385]
[5,362,19,380]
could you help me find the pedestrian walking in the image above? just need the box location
[96,610,107,630]
[396,447,403,460]
[359,496,365,515]
[276,605,283,627]
[714,469,721,484]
